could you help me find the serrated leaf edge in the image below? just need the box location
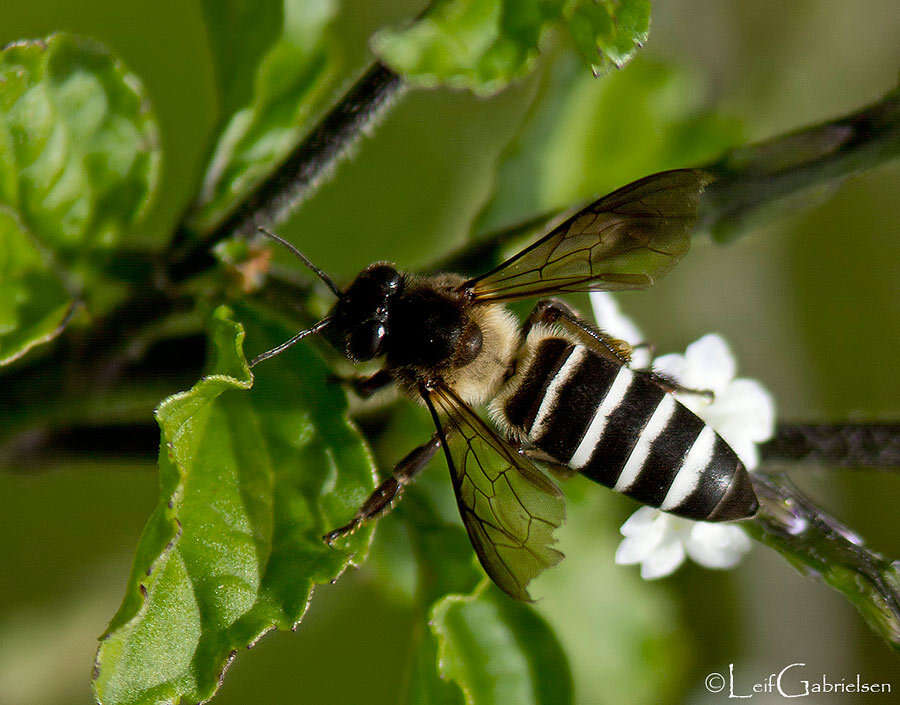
[93,306,379,704]
[427,578,492,705]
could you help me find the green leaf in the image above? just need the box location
[0,34,161,362]
[93,305,378,705]
[430,582,573,705]
[0,206,72,365]
[200,0,284,122]
[568,0,649,76]
[477,56,742,235]
[188,0,341,234]
[399,502,480,705]
[372,0,651,95]
[0,34,161,254]
[530,480,691,704]
[397,496,571,705]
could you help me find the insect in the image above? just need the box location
[250,169,759,601]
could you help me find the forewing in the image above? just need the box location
[427,384,566,601]
[464,169,712,301]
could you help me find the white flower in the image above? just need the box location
[589,291,652,368]
[651,335,774,471]
[615,506,753,579]
[590,293,776,579]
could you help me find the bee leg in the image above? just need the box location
[508,435,576,481]
[323,433,442,545]
[328,368,395,398]
[524,298,633,365]
[632,341,655,361]
[525,300,713,399]
[522,447,578,480]
[651,372,715,401]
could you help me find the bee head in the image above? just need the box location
[325,263,403,362]
[249,229,402,369]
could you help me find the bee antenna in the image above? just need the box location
[249,317,332,368]
[256,227,342,298]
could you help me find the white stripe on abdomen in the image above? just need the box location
[660,425,717,510]
[529,347,587,439]
[567,366,635,469]
[614,394,678,491]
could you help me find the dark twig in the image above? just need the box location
[700,83,900,241]
[747,472,900,651]
[761,422,900,469]
[209,62,403,238]
[450,84,900,262]
[168,62,404,281]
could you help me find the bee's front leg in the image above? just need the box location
[329,368,395,398]
[323,432,442,545]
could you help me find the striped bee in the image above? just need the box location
[495,331,757,523]
[250,169,759,601]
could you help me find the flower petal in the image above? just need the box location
[718,379,776,442]
[683,334,736,393]
[639,538,686,579]
[651,352,687,382]
[616,509,668,564]
[699,378,776,468]
[590,292,644,345]
[616,536,651,565]
[619,505,660,537]
[684,522,751,569]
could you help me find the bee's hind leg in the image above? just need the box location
[525,300,713,399]
[523,298,633,365]
[651,372,715,401]
[323,433,442,545]
[629,342,655,370]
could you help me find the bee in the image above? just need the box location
[250,169,759,600]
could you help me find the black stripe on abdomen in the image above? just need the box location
[579,374,666,488]
[504,339,573,431]
[666,435,747,520]
[621,403,705,507]
[533,353,619,462]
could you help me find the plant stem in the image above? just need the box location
[761,422,900,469]
[700,83,900,241]
[168,62,404,281]
[209,61,403,239]
[748,472,900,651]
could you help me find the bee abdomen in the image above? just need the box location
[500,338,758,522]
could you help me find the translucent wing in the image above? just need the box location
[425,383,566,601]
[463,169,712,302]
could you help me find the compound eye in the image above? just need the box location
[381,269,402,293]
[366,265,402,294]
[349,320,387,361]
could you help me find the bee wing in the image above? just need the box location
[462,169,712,302]
[424,383,566,601]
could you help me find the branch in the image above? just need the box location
[747,472,900,651]
[169,62,404,280]
[761,422,900,469]
[699,83,900,241]
[208,62,403,239]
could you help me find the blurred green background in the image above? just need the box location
[1,1,899,704]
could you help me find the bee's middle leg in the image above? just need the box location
[323,433,442,545]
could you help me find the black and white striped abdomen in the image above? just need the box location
[496,337,758,521]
